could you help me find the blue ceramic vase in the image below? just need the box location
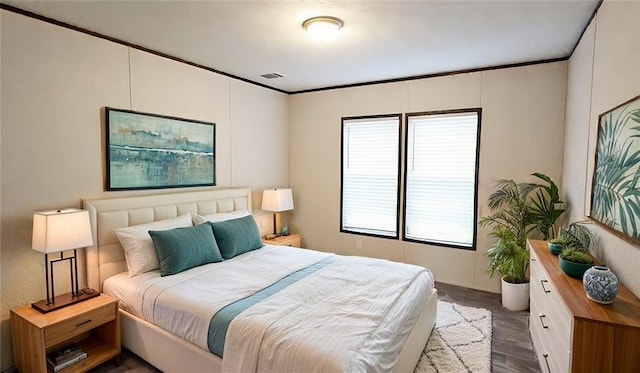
[583,266,618,304]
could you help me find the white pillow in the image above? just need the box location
[115,213,193,277]
[192,210,249,225]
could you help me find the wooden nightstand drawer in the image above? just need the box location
[11,294,120,373]
[45,302,115,346]
[263,233,301,247]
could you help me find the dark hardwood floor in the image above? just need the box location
[91,282,541,373]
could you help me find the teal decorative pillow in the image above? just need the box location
[149,223,223,276]
[208,215,264,259]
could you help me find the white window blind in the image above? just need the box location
[405,111,480,247]
[342,116,400,237]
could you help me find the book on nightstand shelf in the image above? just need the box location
[46,343,87,372]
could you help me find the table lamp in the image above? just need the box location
[31,208,97,313]
[261,188,294,236]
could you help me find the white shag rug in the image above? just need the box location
[415,301,492,373]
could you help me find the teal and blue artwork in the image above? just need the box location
[106,107,215,190]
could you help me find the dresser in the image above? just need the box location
[528,239,640,373]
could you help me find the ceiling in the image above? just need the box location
[2,0,600,93]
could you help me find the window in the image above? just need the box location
[403,109,481,249]
[341,115,401,237]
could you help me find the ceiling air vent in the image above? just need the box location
[260,72,284,79]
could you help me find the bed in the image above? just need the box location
[83,188,437,373]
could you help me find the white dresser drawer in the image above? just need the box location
[531,293,571,372]
[531,330,558,372]
[531,300,559,373]
[531,272,572,349]
[530,251,573,350]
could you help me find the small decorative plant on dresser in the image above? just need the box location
[558,247,595,278]
[547,237,570,255]
[555,221,596,278]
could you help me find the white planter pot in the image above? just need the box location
[501,277,530,311]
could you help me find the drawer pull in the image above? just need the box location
[76,319,92,327]
[540,280,551,294]
[539,314,549,329]
[543,354,551,372]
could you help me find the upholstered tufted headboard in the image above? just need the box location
[83,188,252,291]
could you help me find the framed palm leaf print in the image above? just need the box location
[590,95,640,240]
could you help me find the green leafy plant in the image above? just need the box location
[485,226,530,284]
[559,247,595,264]
[480,173,565,284]
[548,237,570,245]
[530,172,565,239]
[557,221,594,251]
[480,178,537,249]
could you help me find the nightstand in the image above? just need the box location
[263,233,301,247]
[10,293,120,373]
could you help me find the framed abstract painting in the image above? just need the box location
[105,107,215,190]
[590,95,640,241]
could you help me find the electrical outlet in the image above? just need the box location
[356,240,362,249]
[261,219,267,228]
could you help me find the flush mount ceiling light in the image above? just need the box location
[302,16,344,42]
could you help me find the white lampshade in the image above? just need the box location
[261,188,294,212]
[32,209,94,253]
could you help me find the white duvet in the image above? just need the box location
[104,245,434,373]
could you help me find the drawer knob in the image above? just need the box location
[540,280,551,294]
[539,314,549,329]
[543,354,551,372]
[76,319,92,327]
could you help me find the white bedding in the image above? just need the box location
[104,245,434,373]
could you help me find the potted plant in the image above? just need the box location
[484,226,530,310]
[529,172,566,239]
[556,221,595,278]
[548,237,570,255]
[557,221,594,251]
[480,173,564,311]
[558,247,595,278]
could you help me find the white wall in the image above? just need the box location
[0,10,288,370]
[289,61,568,293]
[229,79,290,214]
[563,0,640,298]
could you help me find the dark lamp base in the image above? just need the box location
[31,289,99,313]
